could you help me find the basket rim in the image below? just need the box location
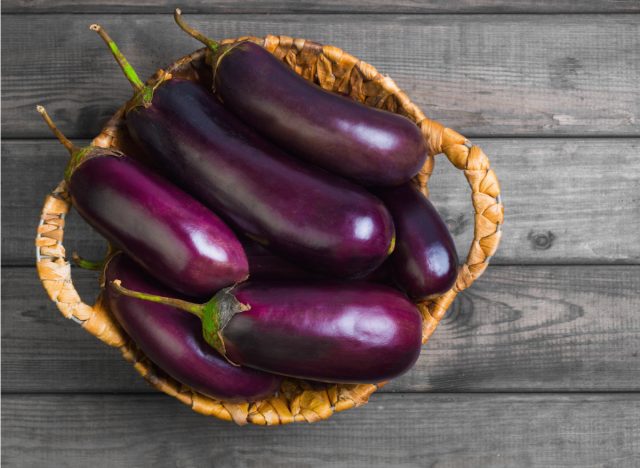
[36,35,503,426]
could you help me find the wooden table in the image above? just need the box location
[2,2,639,466]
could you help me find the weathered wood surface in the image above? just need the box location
[4,0,640,14]
[2,15,639,138]
[4,265,639,393]
[3,6,640,466]
[3,393,640,467]
[4,139,639,266]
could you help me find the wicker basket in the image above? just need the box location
[36,35,503,425]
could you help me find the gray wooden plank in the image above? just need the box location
[1,268,151,394]
[3,138,639,266]
[3,265,639,393]
[3,393,640,467]
[2,15,639,138]
[2,140,108,267]
[3,0,640,14]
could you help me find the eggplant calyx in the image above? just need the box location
[124,72,173,114]
[64,146,93,181]
[210,41,245,86]
[201,287,250,360]
[109,280,250,359]
[67,146,126,181]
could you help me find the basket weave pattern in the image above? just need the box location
[36,36,503,425]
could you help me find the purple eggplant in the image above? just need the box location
[105,253,281,402]
[377,183,459,300]
[243,238,396,285]
[110,279,423,384]
[174,10,427,187]
[242,239,321,281]
[37,106,248,297]
[92,25,395,278]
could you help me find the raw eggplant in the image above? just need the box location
[377,183,458,300]
[175,10,428,187]
[105,253,281,402]
[110,279,423,384]
[37,105,248,297]
[92,24,395,278]
[241,239,321,281]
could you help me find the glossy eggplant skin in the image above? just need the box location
[242,239,321,281]
[126,79,395,278]
[243,238,393,283]
[69,150,248,297]
[105,253,281,402]
[212,42,427,186]
[222,282,423,383]
[376,184,458,300]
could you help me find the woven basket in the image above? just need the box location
[36,36,503,425]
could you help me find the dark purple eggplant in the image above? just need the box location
[110,279,423,384]
[241,239,321,281]
[243,238,396,284]
[174,10,427,187]
[105,253,281,402]
[37,105,248,297]
[377,183,458,300]
[92,25,395,278]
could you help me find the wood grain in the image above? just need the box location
[4,139,639,266]
[3,0,640,14]
[2,7,639,466]
[3,265,639,393]
[2,15,639,138]
[2,140,108,267]
[3,393,639,467]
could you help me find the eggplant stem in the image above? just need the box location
[36,106,78,154]
[174,8,219,53]
[37,105,90,181]
[110,280,205,318]
[90,24,145,91]
[71,252,105,271]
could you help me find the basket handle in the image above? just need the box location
[164,35,505,341]
[315,42,503,340]
[36,181,126,346]
[416,120,503,341]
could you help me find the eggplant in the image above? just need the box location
[92,25,395,278]
[36,106,248,297]
[243,238,395,285]
[110,279,423,384]
[377,183,458,300]
[105,253,281,402]
[241,239,321,281]
[174,10,427,187]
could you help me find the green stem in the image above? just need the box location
[72,252,105,271]
[109,280,247,356]
[36,106,78,155]
[90,24,145,91]
[110,280,205,319]
[174,8,219,53]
